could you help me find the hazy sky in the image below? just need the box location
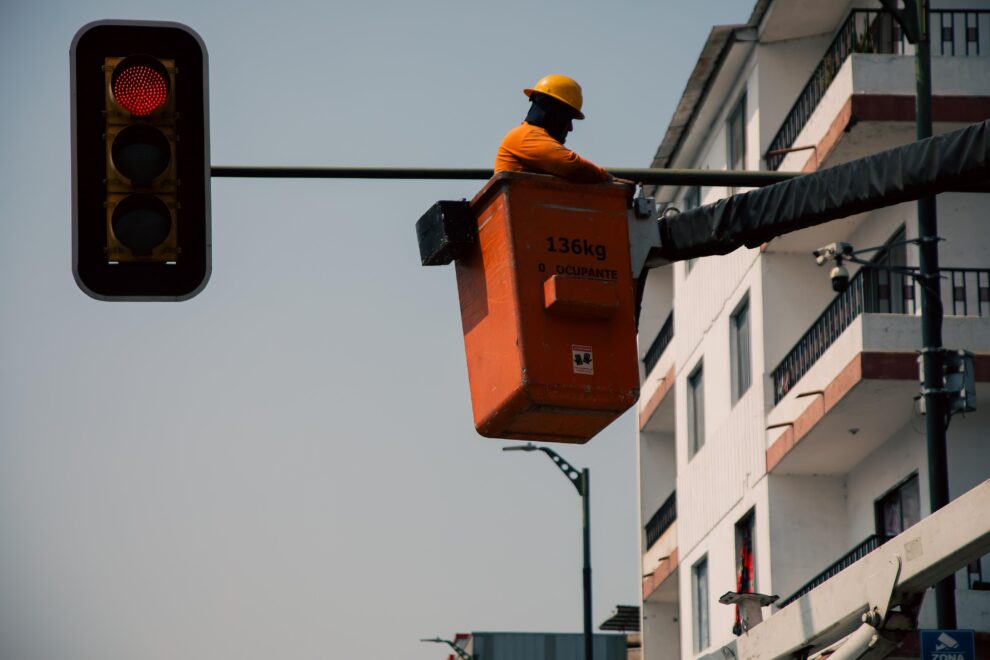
[0,1,751,658]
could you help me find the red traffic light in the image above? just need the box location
[71,21,210,300]
[111,55,170,116]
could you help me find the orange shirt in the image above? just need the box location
[495,122,610,183]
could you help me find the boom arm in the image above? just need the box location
[653,120,990,262]
[712,478,990,660]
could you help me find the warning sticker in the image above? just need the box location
[572,344,594,375]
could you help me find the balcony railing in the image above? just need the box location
[778,535,885,609]
[772,266,990,404]
[644,490,676,551]
[948,267,990,316]
[765,9,990,170]
[642,311,674,377]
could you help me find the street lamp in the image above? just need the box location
[503,442,593,660]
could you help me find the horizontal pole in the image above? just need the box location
[211,166,493,180]
[210,165,800,187]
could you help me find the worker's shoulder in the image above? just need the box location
[501,122,548,143]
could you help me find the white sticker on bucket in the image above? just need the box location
[572,345,594,375]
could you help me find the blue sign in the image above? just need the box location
[919,630,975,660]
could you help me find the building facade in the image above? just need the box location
[636,2,990,658]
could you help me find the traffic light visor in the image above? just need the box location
[111,55,170,116]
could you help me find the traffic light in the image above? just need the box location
[71,21,210,300]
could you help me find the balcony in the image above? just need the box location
[639,310,676,433]
[645,490,676,550]
[766,9,990,171]
[642,491,678,603]
[642,311,673,378]
[773,267,989,404]
[777,535,884,609]
[767,266,990,475]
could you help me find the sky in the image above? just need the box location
[0,1,751,659]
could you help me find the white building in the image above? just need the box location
[635,2,990,658]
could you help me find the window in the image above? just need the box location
[735,510,756,592]
[875,473,921,539]
[730,295,752,404]
[684,186,700,210]
[733,510,756,635]
[727,94,747,171]
[968,560,987,590]
[727,94,747,194]
[688,362,705,457]
[871,226,910,313]
[692,557,710,652]
[684,188,700,273]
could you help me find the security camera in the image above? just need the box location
[813,242,854,266]
[830,264,850,292]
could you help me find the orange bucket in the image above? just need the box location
[456,172,640,443]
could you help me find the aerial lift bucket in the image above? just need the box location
[417,172,641,443]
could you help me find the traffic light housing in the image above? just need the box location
[71,21,210,300]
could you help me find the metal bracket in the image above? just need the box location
[538,446,586,496]
[718,591,779,633]
[627,195,663,279]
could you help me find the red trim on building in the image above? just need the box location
[642,547,678,601]
[795,94,990,172]
[639,364,676,431]
[767,352,990,473]
[851,94,990,123]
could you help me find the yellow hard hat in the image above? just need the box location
[524,74,585,120]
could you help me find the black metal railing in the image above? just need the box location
[772,266,990,404]
[778,535,885,608]
[946,267,990,317]
[772,267,914,403]
[642,311,674,377]
[766,9,990,170]
[935,10,990,56]
[644,490,676,551]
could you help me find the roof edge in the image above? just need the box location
[650,0,772,174]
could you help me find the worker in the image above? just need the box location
[495,74,627,184]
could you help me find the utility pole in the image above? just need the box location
[880,0,955,627]
[503,443,593,660]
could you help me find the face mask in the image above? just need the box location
[526,93,577,144]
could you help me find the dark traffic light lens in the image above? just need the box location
[111,124,171,186]
[111,56,170,116]
[111,194,172,256]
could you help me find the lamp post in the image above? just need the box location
[503,443,593,660]
[878,0,955,628]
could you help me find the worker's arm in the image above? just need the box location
[515,127,611,183]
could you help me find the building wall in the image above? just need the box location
[642,601,679,660]
[756,31,836,156]
[767,474,849,600]
[677,480,770,658]
[675,255,767,557]
[637,1,990,656]
[640,431,675,530]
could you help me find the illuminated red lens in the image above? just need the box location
[113,65,168,116]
